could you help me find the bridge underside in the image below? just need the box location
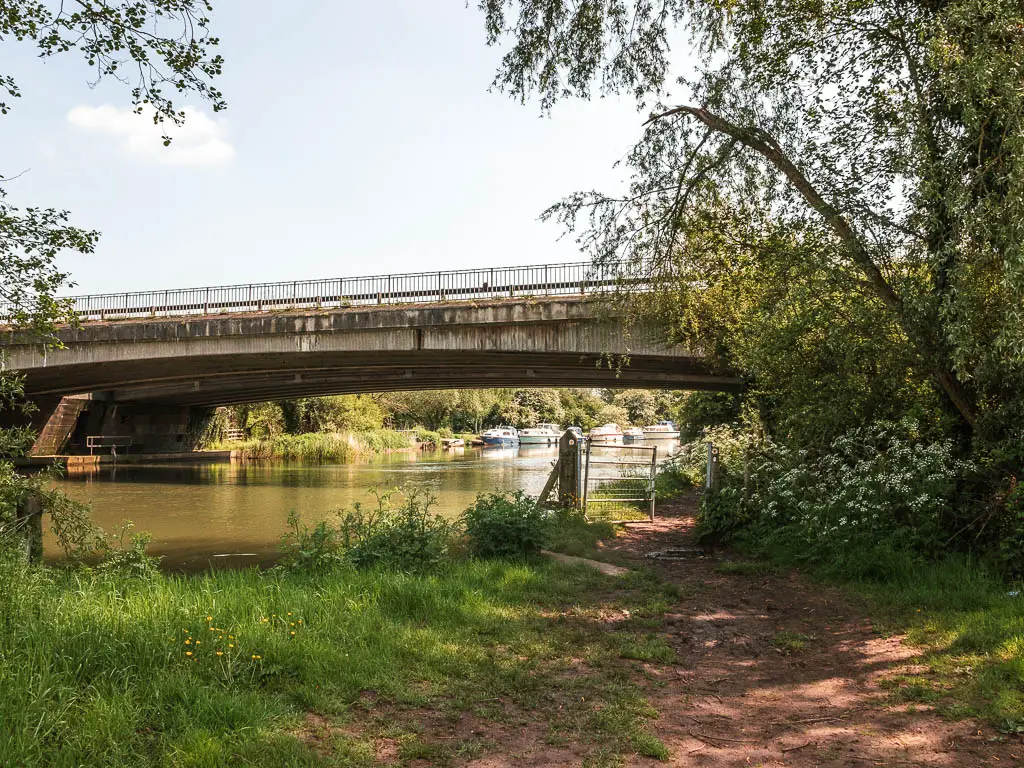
[2,297,742,454]
[19,350,740,407]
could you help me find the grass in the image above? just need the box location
[771,630,813,654]
[0,552,678,766]
[209,430,412,461]
[854,559,1024,731]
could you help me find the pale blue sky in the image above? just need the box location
[1,2,651,295]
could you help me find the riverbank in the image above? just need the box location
[206,429,415,461]
[7,497,1023,766]
[585,497,1024,764]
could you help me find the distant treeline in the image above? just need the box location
[203,388,739,441]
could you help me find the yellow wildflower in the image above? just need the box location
[206,615,212,621]
[228,644,234,648]
[185,651,193,657]
[290,631,296,636]
[252,654,261,660]
[185,639,191,645]
[216,651,223,657]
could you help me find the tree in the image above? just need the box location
[478,0,1024,463]
[0,2,225,556]
[0,1,224,345]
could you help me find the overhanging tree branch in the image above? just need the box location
[647,105,979,433]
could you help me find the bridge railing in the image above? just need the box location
[37,260,630,321]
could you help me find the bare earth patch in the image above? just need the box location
[319,494,1023,765]
[595,495,1023,767]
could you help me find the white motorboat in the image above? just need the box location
[590,423,624,444]
[642,420,681,439]
[518,423,562,445]
[480,426,519,447]
[623,427,645,443]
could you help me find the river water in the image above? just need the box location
[45,446,571,570]
[47,442,681,570]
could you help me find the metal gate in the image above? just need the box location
[582,443,658,523]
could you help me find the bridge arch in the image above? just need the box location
[2,265,741,455]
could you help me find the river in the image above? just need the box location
[45,445,570,570]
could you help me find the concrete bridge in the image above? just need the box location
[0,262,741,455]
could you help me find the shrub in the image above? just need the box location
[93,521,162,576]
[462,491,549,558]
[695,420,972,573]
[280,489,457,572]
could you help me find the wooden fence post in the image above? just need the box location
[15,491,44,564]
[558,431,582,510]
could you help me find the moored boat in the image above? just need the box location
[480,426,519,447]
[518,423,562,445]
[623,427,645,443]
[642,420,680,439]
[590,423,624,444]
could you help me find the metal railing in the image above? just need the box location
[582,442,659,523]
[43,260,629,322]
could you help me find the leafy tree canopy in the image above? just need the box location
[479,0,1024,461]
[1,0,224,339]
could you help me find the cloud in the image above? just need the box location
[67,104,235,166]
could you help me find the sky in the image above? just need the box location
[1,1,652,296]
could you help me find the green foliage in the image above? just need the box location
[606,389,680,428]
[462,491,549,558]
[0,553,672,767]
[280,489,457,573]
[676,392,741,442]
[998,481,1024,577]
[209,430,411,461]
[92,521,162,577]
[695,422,977,577]
[239,402,286,439]
[544,508,618,558]
[213,388,684,444]
[283,395,385,433]
[477,0,1024,554]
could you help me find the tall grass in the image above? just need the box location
[211,430,413,461]
[0,555,674,767]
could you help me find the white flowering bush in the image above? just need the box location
[695,421,973,574]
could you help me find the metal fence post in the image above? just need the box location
[649,445,658,521]
[706,442,719,491]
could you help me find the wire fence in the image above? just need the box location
[21,260,632,322]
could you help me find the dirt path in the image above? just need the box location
[332,494,1022,766]
[590,494,1022,767]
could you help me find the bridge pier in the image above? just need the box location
[26,397,211,456]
